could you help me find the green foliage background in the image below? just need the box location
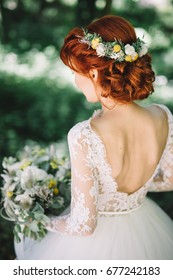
[0,0,173,260]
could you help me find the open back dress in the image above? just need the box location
[15,104,173,259]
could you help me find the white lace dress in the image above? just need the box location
[15,104,173,260]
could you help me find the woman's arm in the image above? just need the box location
[46,124,98,236]
[148,144,173,192]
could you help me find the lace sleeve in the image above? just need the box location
[148,106,173,192]
[148,145,173,192]
[46,123,98,236]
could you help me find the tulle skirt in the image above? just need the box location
[14,197,173,260]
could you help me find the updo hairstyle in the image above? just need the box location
[60,15,155,103]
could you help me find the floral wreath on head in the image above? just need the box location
[79,29,148,62]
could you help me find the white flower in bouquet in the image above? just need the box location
[20,166,47,189]
[15,192,33,210]
[0,142,71,243]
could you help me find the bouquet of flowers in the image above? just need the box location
[0,143,71,243]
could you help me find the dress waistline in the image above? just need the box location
[98,203,143,216]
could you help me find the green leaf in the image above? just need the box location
[28,220,39,232]
[32,202,44,214]
[23,226,31,237]
[14,224,22,233]
[14,233,21,243]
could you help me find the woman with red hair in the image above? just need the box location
[15,15,173,259]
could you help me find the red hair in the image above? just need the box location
[60,15,155,103]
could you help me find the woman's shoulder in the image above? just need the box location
[147,103,172,116]
[67,118,91,143]
[146,103,173,149]
[146,103,173,128]
[68,109,101,138]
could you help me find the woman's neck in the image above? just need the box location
[100,101,141,120]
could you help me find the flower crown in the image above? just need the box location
[79,29,148,62]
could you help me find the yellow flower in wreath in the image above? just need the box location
[132,53,139,61]
[113,44,121,53]
[125,55,133,62]
[91,38,100,49]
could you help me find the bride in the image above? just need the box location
[15,15,173,259]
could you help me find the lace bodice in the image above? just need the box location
[47,104,173,236]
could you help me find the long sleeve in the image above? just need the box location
[47,123,99,236]
[148,105,173,192]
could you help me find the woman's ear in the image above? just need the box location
[89,69,98,82]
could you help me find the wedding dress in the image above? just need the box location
[15,104,173,260]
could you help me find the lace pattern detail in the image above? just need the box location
[48,104,173,236]
[48,122,99,235]
[146,104,173,191]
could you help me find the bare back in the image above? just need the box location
[90,103,169,194]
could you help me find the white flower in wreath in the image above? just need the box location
[139,44,148,57]
[110,50,124,61]
[125,44,136,56]
[80,38,91,46]
[132,51,138,60]
[96,43,106,57]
